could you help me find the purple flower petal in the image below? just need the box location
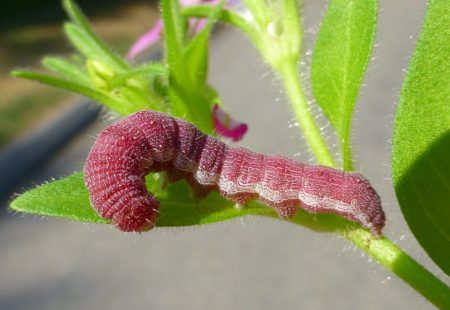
[212,104,248,141]
[193,19,208,33]
[127,0,238,60]
[127,19,164,60]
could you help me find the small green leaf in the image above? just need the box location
[183,1,223,90]
[392,0,450,276]
[42,56,90,85]
[311,0,377,170]
[10,172,276,228]
[62,0,129,70]
[174,1,224,133]
[161,0,190,122]
[161,0,184,71]
[64,23,126,72]
[118,85,163,113]
[11,173,108,224]
[11,70,124,112]
[162,0,222,134]
[10,171,349,233]
[109,62,168,88]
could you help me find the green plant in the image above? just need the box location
[11,0,450,307]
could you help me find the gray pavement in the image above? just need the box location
[1,0,447,309]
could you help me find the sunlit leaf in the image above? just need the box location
[311,0,377,170]
[62,0,129,70]
[10,172,276,228]
[42,56,90,85]
[11,70,124,112]
[392,0,450,276]
[183,2,223,90]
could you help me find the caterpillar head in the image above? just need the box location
[345,173,385,237]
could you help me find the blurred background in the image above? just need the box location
[0,0,446,309]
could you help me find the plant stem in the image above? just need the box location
[275,60,450,308]
[277,61,336,167]
[342,135,354,171]
[287,211,450,308]
[343,228,450,309]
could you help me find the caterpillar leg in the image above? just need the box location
[187,177,216,200]
[275,203,298,219]
[258,197,299,219]
[219,191,257,211]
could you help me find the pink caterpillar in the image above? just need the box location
[84,111,385,236]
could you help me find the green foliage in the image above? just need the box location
[10,171,351,233]
[162,0,224,133]
[182,6,252,36]
[9,0,450,305]
[10,172,276,228]
[11,0,233,228]
[392,0,450,276]
[11,70,125,112]
[42,56,90,85]
[13,0,168,116]
[311,0,377,170]
[241,0,302,68]
[62,0,129,70]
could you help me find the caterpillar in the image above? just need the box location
[84,111,385,236]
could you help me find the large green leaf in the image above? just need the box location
[392,0,450,276]
[311,0,377,170]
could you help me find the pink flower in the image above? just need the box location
[127,20,164,60]
[212,104,247,141]
[127,0,224,60]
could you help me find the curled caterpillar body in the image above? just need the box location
[84,111,385,236]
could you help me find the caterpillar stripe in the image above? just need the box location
[84,111,385,236]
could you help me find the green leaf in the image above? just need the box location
[42,56,90,85]
[62,0,129,70]
[12,70,158,116]
[118,85,163,113]
[174,1,224,132]
[11,173,108,224]
[183,1,223,90]
[311,0,377,170]
[10,172,276,228]
[392,0,450,276]
[161,0,190,122]
[108,62,168,88]
[161,0,184,71]
[11,171,349,234]
[162,0,222,134]
[11,70,124,112]
[64,23,126,72]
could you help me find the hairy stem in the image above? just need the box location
[343,229,450,309]
[342,134,354,171]
[277,61,336,167]
[275,61,450,308]
[286,212,450,308]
